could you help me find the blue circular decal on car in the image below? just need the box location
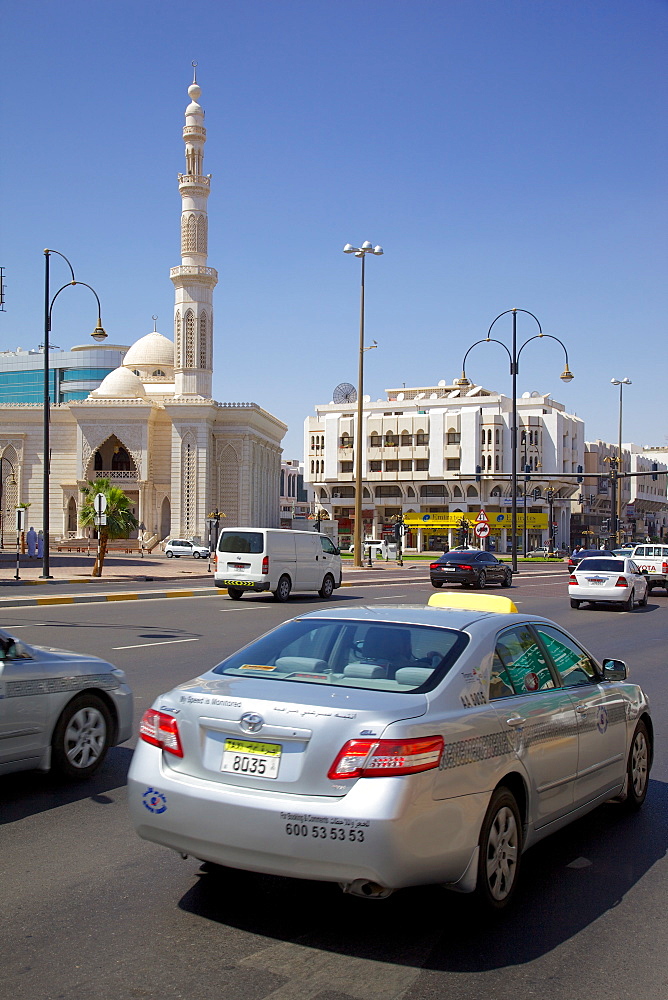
[142,787,167,814]
[597,707,609,734]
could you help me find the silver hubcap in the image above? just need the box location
[485,806,519,901]
[631,731,648,798]
[64,707,107,769]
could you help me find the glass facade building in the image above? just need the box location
[0,344,130,403]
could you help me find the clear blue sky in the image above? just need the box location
[2,0,666,459]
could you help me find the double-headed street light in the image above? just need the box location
[456,308,574,574]
[611,378,632,544]
[43,249,107,578]
[343,242,383,569]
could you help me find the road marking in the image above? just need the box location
[567,856,592,869]
[111,637,200,650]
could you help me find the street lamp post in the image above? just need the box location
[611,378,631,545]
[343,241,383,569]
[43,250,107,579]
[457,309,573,574]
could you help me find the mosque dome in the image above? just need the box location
[123,331,175,369]
[89,367,148,399]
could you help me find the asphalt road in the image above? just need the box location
[2,570,668,1000]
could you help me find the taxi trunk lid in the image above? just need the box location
[162,676,428,796]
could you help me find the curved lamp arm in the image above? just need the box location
[458,337,512,385]
[516,333,574,382]
[48,280,107,342]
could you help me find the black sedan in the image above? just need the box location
[429,550,512,589]
[567,548,615,571]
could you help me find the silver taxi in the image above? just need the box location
[0,629,133,779]
[128,594,651,909]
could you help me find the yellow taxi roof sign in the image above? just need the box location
[427,592,518,614]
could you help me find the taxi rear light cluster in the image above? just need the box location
[615,576,629,587]
[262,555,269,575]
[663,561,668,575]
[139,709,184,757]
[569,574,577,584]
[328,736,444,780]
[429,562,441,570]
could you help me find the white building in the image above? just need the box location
[304,380,584,552]
[0,71,286,546]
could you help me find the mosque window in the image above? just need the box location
[199,313,208,369]
[152,370,165,377]
[185,310,195,367]
[132,369,141,377]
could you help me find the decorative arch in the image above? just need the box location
[218,443,241,525]
[180,433,197,534]
[184,309,195,368]
[67,496,78,534]
[466,486,478,497]
[453,485,463,497]
[175,310,182,364]
[160,496,171,539]
[1,445,19,540]
[199,312,208,369]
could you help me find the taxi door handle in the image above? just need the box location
[505,715,525,727]
[575,705,588,715]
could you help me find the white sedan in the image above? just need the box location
[569,556,649,611]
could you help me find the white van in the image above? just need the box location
[214,527,342,601]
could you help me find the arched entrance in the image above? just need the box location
[67,497,77,534]
[160,497,171,540]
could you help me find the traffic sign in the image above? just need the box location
[94,492,108,515]
[475,509,489,523]
[474,522,490,538]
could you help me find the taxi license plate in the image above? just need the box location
[221,738,281,778]
[586,577,606,585]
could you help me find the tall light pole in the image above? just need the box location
[456,309,574,574]
[343,241,383,569]
[43,249,107,578]
[611,378,631,545]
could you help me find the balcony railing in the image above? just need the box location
[95,470,138,481]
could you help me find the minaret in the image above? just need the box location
[171,64,218,397]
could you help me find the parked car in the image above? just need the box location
[347,540,386,558]
[567,548,616,571]
[165,538,210,559]
[214,527,342,601]
[569,556,649,611]
[430,550,512,589]
[0,629,133,779]
[128,593,652,910]
[526,547,562,558]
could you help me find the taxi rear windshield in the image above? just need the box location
[217,531,264,554]
[213,619,469,693]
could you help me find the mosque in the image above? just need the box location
[0,71,286,546]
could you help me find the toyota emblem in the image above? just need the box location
[239,712,264,733]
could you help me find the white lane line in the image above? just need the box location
[112,637,200,650]
[370,594,410,600]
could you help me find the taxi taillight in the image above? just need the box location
[429,562,441,570]
[615,576,628,587]
[262,555,269,575]
[663,561,668,575]
[328,736,444,780]
[569,574,577,584]
[139,709,184,757]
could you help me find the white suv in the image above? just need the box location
[165,538,210,559]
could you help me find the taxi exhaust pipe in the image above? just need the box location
[340,879,394,900]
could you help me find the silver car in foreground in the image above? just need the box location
[128,596,652,909]
[0,629,133,779]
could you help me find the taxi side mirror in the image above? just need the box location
[602,658,627,681]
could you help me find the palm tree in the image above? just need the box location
[79,478,138,577]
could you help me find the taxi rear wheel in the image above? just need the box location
[431,581,443,588]
[623,720,651,810]
[476,787,522,910]
[51,694,112,780]
[623,590,635,612]
[228,587,244,601]
[570,599,581,609]
[273,575,292,602]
